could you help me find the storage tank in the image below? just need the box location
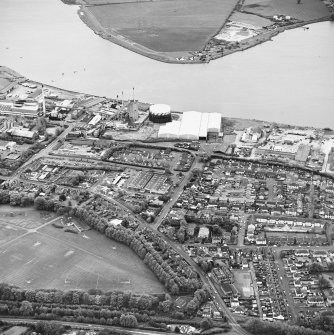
[149,104,172,123]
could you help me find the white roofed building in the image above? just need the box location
[158,120,181,139]
[158,110,222,140]
[207,113,222,134]
[199,112,209,139]
[89,114,102,126]
[179,111,202,140]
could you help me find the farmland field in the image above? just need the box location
[0,207,165,294]
[241,0,330,21]
[88,0,239,52]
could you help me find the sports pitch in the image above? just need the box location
[233,270,254,298]
[0,208,164,294]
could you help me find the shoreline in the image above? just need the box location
[1,65,323,130]
[77,4,331,64]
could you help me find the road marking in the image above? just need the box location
[25,257,37,265]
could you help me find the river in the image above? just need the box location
[1,0,334,127]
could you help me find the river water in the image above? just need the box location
[1,0,334,127]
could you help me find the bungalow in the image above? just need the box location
[256,237,267,245]
[234,306,245,315]
[307,296,325,307]
[295,249,309,257]
[231,298,239,308]
[313,250,327,258]
[295,288,303,297]
[290,265,298,273]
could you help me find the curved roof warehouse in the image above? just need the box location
[158,111,222,140]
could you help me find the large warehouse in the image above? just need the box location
[158,111,221,140]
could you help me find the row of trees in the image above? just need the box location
[0,283,170,313]
[309,262,334,274]
[0,189,34,207]
[0,301,140,328]
[74,206,203,297]
[0,188,209,317]
[244,318,332,335]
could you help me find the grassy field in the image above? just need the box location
[0,327,28,335]
[233,270,254,298]
[229,11,273,27]
[0,205,55,229]
[88,0,239,52]
[242,0,330,21]
[0,207,164,294]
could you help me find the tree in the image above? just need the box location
[309,263,323,274]
[200,317,213,330]
[34,196,47,210]
[20,300,33,316]
[170,284,179,295]
[35,321,64,335]
[319,276,331,289]
[59,194,66,201]
[119,314,138,328]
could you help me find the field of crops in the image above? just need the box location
[88,0,239,52]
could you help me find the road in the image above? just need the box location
[272,251,297,321]
[97,191,249,334]
[12,124,74,179]
[237,213,248,247]
[249,262,262,319]
[152,157,203,230]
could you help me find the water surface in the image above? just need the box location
[1,0,334,127]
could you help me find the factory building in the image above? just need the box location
[0,100,39,117]
[158,111,221,140]
[127,100,139,122]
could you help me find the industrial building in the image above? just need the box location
[158,111,222,140]
[149,104,172,123]
[0,100,39,117]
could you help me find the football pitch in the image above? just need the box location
[0,207,164,294]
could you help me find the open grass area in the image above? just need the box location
[0,205,55,230]
[0,327,28,335]
[242,0,330,21]
[229,11,273,27]
[0,207,164,294]
[88,0,239,52]
[233,270,254,298]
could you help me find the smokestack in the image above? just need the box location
[41,85,46,116]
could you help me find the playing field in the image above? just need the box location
[233,270,254,298]
[0,208,164,294]
[88,0,239,52]
[242,0,329,21]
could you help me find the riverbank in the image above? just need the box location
[77,3,331,64]
[2,65,321,130]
